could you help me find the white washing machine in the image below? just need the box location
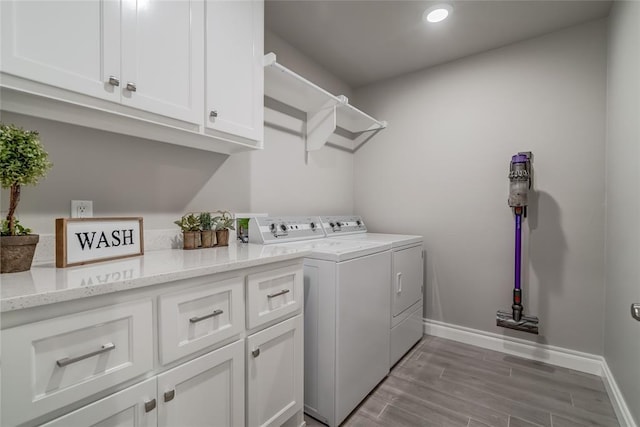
[320,215,424,367]
[249,216,391,427]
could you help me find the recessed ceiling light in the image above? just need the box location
[424,4,452,23]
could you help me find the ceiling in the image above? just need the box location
[265,0,612,88]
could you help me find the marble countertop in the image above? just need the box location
[1,243,310,312]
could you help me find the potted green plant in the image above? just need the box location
[213,210,235,246]
[1,124,52,273]
[199,211,214,248]
[174,213,201,250]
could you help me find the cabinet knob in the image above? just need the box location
[164,389,175,402]
[126,82,137,92]
[252,348,260,358]
[108,76,120,87]
[144,399,156,413]
[210,110,218,118]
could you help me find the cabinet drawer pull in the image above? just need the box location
[126,82,137,92]
[164,390,175,402]
[108,76,120,87]
[267,289,290,299]
[252,348,260,358]
[56,342,116,367]
[189,309,224,323]
[144,399,156,413]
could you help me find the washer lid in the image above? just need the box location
[274,238,391,262]
[329,232,423,248]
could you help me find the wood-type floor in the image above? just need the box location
[305,335,620,427]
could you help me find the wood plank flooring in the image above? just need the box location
[305,335,619,427]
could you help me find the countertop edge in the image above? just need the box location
[1,249,310,313]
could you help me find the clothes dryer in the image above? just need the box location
[321,215,424,367]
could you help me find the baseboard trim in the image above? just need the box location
[423,319,637,427]
[423,318,603,374]
[601,358,638,427]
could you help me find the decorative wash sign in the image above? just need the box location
[56,218,144,268]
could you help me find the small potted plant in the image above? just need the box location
[199,212,214,248]
[174,213,201,250]
[213,210,235,246]
[1,124,52,273]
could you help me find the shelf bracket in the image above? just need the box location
[306,99,340,152]
[352,121,388,152]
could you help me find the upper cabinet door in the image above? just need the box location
[120,0,204,125]
[0,0,120,102]
[205,0,264,143]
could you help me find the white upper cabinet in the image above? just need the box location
[120,0,204,124]
[1,0,203,125]
[205,0,264,144]
[0,0,120,102]
[0,0,263,154]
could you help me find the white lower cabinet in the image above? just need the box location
[157,340,244,427]
[247,314,304,427]
[0,299,154,427]
[42,340,245,427]
[0,260,304,427]
[41,378,157,427]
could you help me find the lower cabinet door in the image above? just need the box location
[41,378,157,427]
[156,340,244,427]
[247,314,303,427]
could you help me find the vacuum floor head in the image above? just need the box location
[496,310,539,334]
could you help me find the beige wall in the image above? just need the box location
[353,20,608,354]
[604,1,640,422]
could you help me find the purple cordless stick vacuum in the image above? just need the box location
[496,152,539,334]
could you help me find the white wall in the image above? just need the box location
[353,20,608,354]
[265,30,353,99]
[604,1,640,422]
[0,29,354,259]
[0,111,250,232]
[251,30,355,215]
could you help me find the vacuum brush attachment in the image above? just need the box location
[496,310,539,334]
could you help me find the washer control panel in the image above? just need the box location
[249,216,325,244]
[320,215,367,235]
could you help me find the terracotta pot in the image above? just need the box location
[201,230,214,248]
[0,234,39,273]
[216,229,230,246]
[183,231,198,250]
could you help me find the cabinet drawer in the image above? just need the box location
[1,299,153,427]
[158,276,244,364]
[247,264,303,330]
